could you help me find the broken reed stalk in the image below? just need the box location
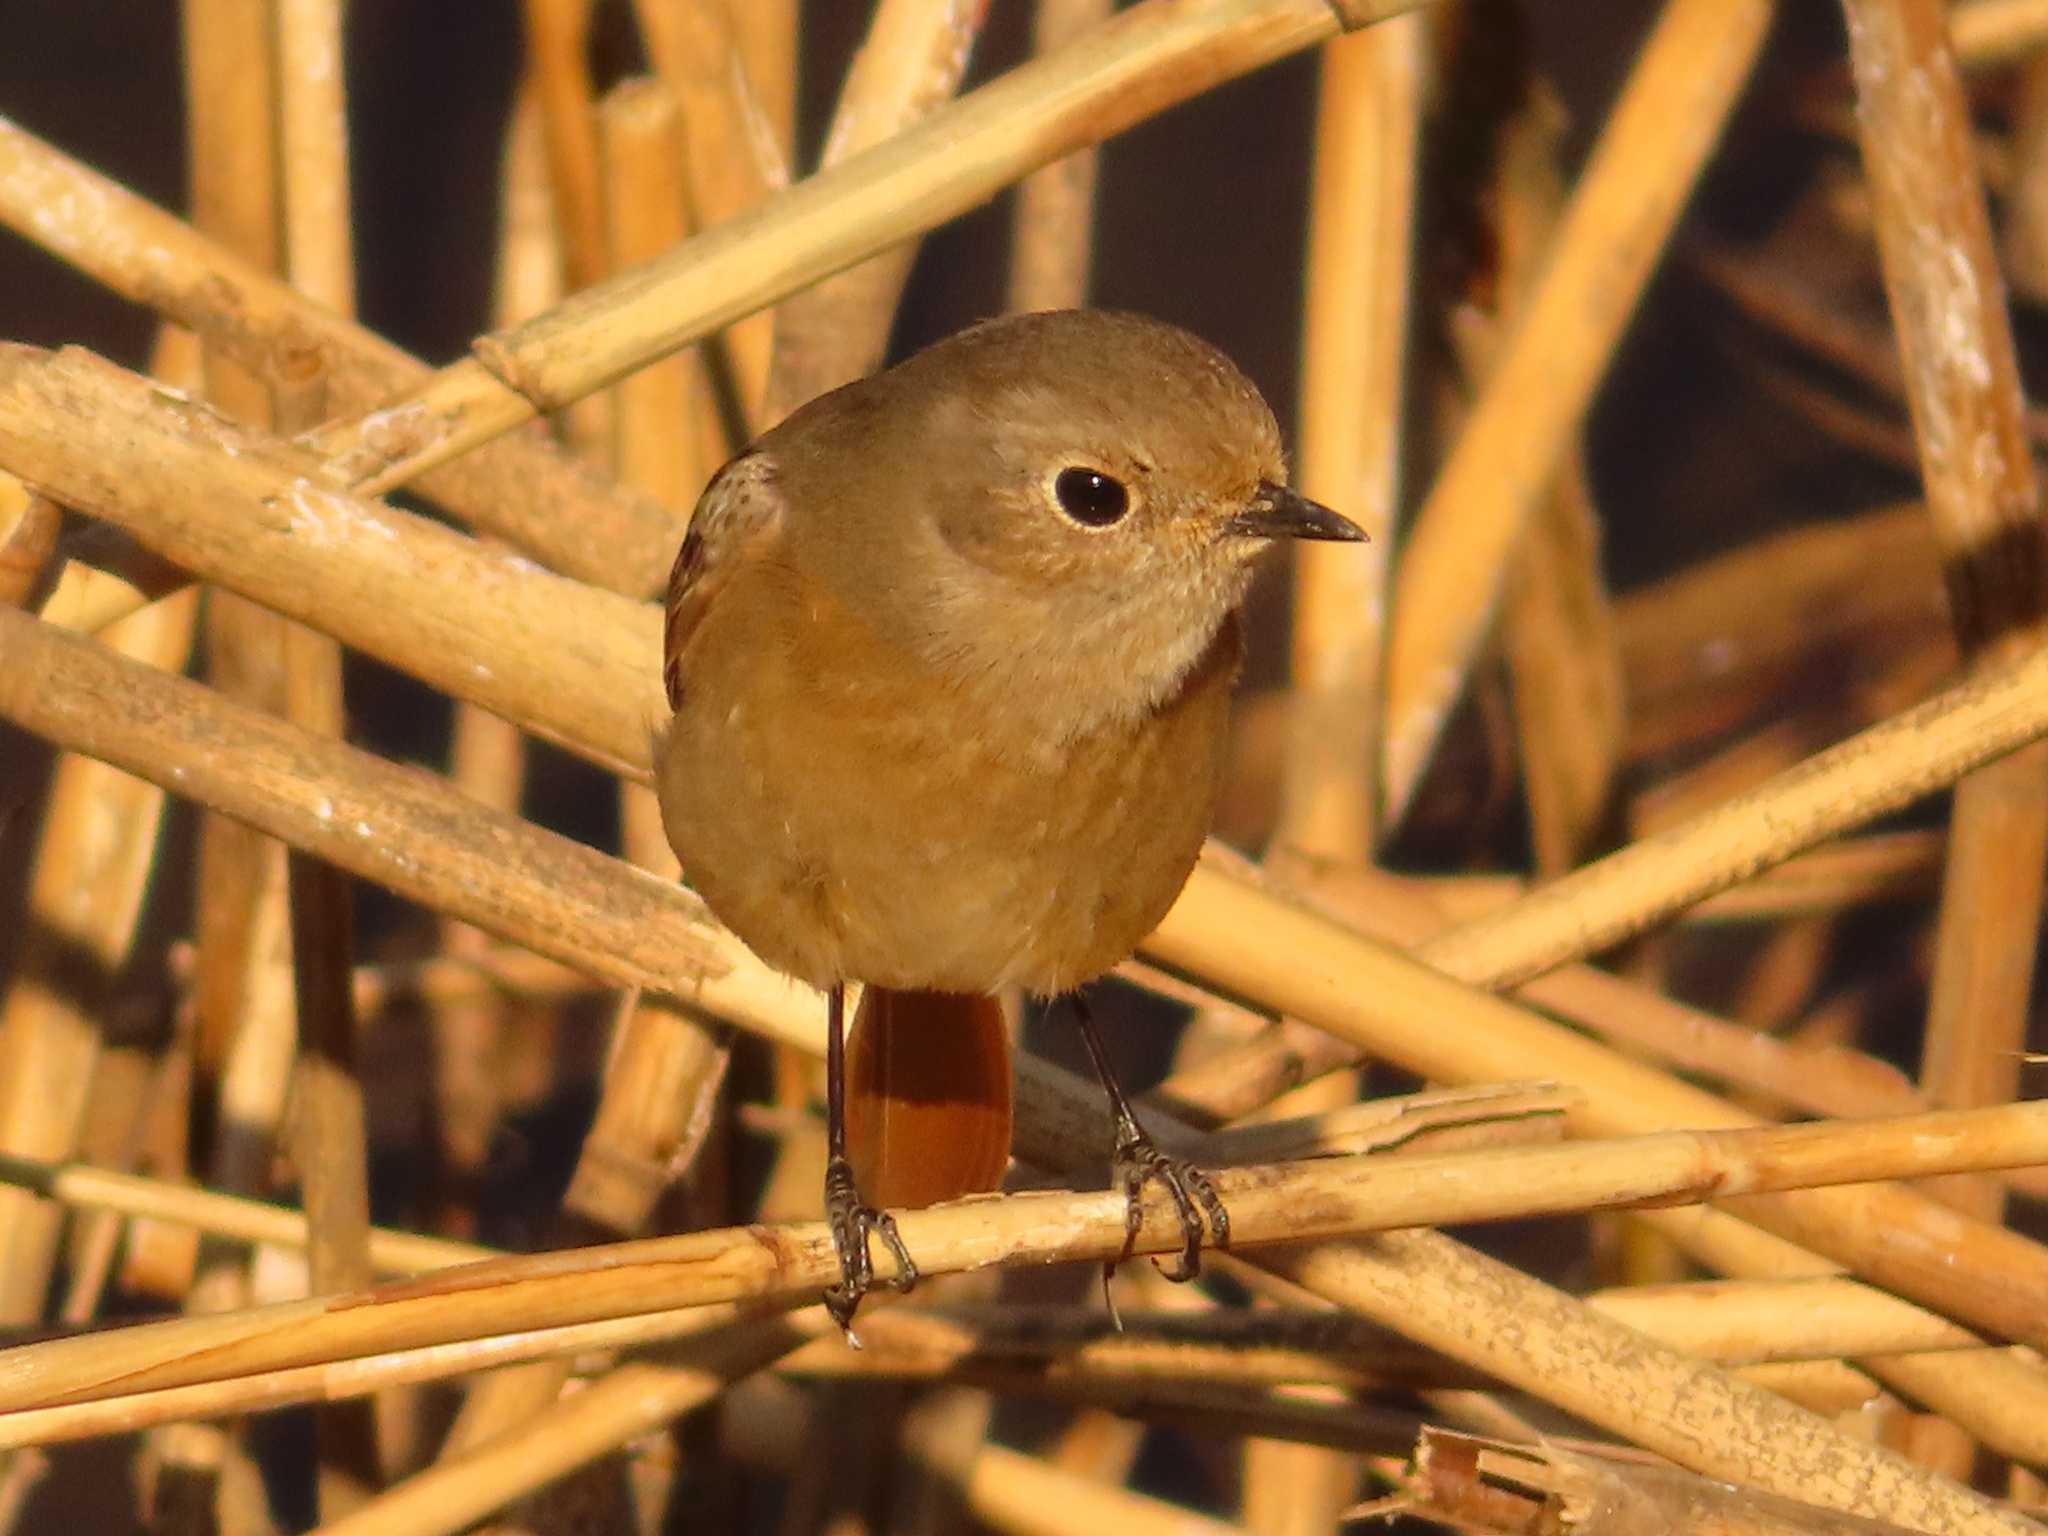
[1379,0,1773,820]
[306,0,1424,494]
[1274,12,1421,861]
[1844,0,2048,1230]
[1243,1231,2041,1536]
[1,1101,2044,1416]
[1395,1429,1938,1536]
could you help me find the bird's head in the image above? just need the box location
[770,310,1364,737]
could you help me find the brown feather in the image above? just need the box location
[845,987,1013,1209]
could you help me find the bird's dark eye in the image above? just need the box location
[1052,467,1130,527]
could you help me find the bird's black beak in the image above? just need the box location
[1228,481,1367,542]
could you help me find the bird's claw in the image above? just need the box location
[823,1155,917,1343]
[1109,1127,1229,1285]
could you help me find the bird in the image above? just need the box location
[656,308,1365,1333]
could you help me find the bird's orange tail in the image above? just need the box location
[845,987,1013,1209]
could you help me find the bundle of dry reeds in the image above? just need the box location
[6,1,2048,1532]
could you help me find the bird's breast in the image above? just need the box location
[658,568,1238,995]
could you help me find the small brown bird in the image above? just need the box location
[657,309,1363,1331]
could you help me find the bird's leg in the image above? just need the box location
[1067,992,1230,1285]
[823,982,917,1343]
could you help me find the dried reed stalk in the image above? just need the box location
[0,117,681,593]
[1273,13,1421,861]
[600,78,718,518]
[1007,0,1113,314]
[1250,1231,2034,1536]
[161,5,289,1524]
[1393,1429,1942,1536]
[0,480,57,609]
[435,79,737,1463]
[1,1100,2041,1414]
[1953,0,2048,65]
[0,1159,489,1276]
[1380,0,1772,819]
[313,0,1420,493]
[0,602,733,1001]
[759,0,987,423]
[1615,502,1949,763]
[724,0,795,153]
[1288,862,1972,1138]
[181,0,294,1209]
[1844,0,2048,1232]
[14,339,2048,1370]
[328,1315,1251,1536]
[1472,90,1623,877]
[8,1103,2045,1532]
[0,594,195,1324]
[275,3,380,1497]
[1588,1276,1990,1364]
[310,1316,811,1536]
[628,0,786,426]
[0,1273,2018,1460]
[524,0,606,294]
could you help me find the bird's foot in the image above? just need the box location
[822,1154,917,1344]
[1110,1123,1230,1283]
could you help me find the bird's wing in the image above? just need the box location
[663,451,783,712]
